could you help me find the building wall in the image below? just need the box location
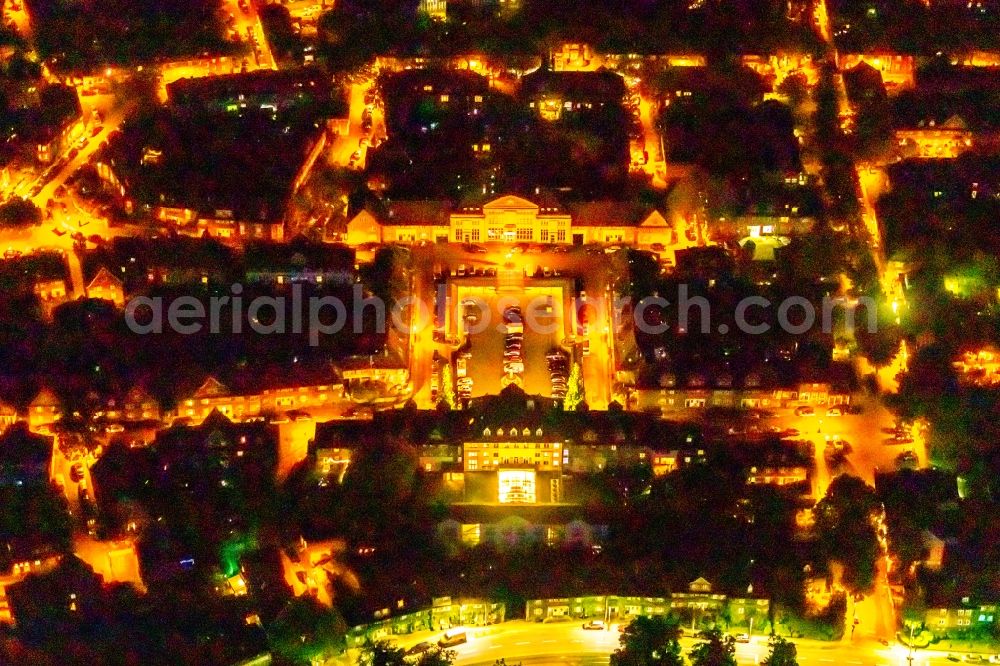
[463,439,563,472]
[925,605,999,636]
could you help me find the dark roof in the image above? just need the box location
[102,107,323,221]
[380,68,490,98]
[843,62,887,105]
[243,238,355,273]
[566,201,664,227]
[362,199,452,226]
[225,360,340,395]
[167,67,348,118]
[519,69,626,103]
[0,424,52,484]
[447,503,599,525]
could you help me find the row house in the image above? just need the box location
[639,381,850,416]
[168,374,344,425]
[896,114,975,159]
[924,601,999,636]
[839,54,916,89]
[746,465,810,487]
[526,578,769,626]
[94,386,161,424]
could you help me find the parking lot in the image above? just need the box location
[456,285,569,399]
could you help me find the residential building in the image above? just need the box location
[520,69,625,121]
[896,114,974,159]
[27,388,61,432]
[33,278,69,320]
[418,0,447,19]
[167,369,344,425]
[440,505,605,549]
[637,380,850,417]
[952,347,1000,386]
[924,601,1000,636]
[97,80,336,243]
[95,385,160,424]
[525,580,768,626]
[0,401,17,433]
[746,465,809,487]
[84,266,125,307]
[839,54,916,89]
[345,599,505,646]
[526,595,669,621]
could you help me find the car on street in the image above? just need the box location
[70,462,85,483]
[794,406,814,416]
[438,631,467,647]
[826,406,843,416]
[734,633,750,643]
[405,642,432,657]
[582,621,605,630]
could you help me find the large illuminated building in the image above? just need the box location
[346,194,673,247]
[463,427,566,504]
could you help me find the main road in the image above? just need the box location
[381,620,962,666]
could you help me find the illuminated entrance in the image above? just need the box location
[498,469,537,504]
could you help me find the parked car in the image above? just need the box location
[405,642,433,657]
[794,406,815,416]
[826,406,843,417]
[582,621,605,630]
[504,360,524,374]
[734,633,750,643]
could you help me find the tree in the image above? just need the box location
[776,73,809,109]
[358,639,455,666]
[440,363,457,409]
[268,597,346,663]
[688,628,736,666]
[611,615,684,666]
[358,638,406,666]
[0,198,42,228]
[814,475,880,593]
[762,636,798,666]
[563,362,584,410]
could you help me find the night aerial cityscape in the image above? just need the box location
[2,0,1000,664]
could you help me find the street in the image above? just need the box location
[378,620,969,666]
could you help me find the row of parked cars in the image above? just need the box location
[503,306,524,376]
[457,349,473,401]
[548,348,569,399]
